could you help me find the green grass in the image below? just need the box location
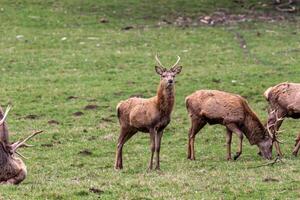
[0,0,300,199]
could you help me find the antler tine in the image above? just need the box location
[155,54,165,68]
[267,109,285,143]
[0,105,12,126]
[171,56,181,69]
[12,130,43,152]
[15,151,28,159]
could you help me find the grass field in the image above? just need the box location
[0,0,300,199]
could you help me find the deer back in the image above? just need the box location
[186,90,246,124]
[265,83,300,116]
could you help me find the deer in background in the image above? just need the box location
[186,90,273,161]
[115,55,182,170]
[0,105,43,184]
[264,82,300,157]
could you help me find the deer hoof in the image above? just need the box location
[233,152,241,160]
[292,151,298,157]
[114,165,123,170]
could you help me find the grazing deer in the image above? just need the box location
[264,82,300,157]
[186,90,273,161]
[0,105,43,184]
[115,55,182,170]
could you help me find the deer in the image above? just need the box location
[0,105,43,184]
[114,55,182,170]
[264,82,300,157]
[186,90,273,161]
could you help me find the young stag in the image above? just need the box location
[115,55,182,170]
[264,82,300,156]
[0,105,43,184]
[186,90,273,161]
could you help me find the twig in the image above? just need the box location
[248,156,284,169]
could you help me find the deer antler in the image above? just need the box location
[0,105,12,126]
[267,109,284,143]
[171,56,181,69]
[12,130,43,152]
[155,54,166,68]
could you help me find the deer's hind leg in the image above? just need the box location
[114,127,137,170]
[187,116,206,160]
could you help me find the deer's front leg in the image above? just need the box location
[155,131,163,170]
[292,134,300,156]
[148,131,155,171]
[226,123,244,160]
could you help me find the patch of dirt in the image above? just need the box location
[263,177,279,182]
[158,10,295,27]
[88,136,97,141]
[67,96,79,100]
[73,111,84,116]
[87,98,97,102]
[99,18,109,23]
[24,114,39,120]
[78,149,93,156]
[41,143,54,147]
[126,80,137,86]
[101,117,113,123]
[113,91,124,96]
[84,104,99,110]
[121,25,134,30]
[89,187,104,194]
[48,120,60,125]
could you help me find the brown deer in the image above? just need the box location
[186,90,273,161]
[115,55,182,170]
[0,105,43,184]
[264,82,300,157]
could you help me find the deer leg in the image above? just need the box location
[267,109,285,157]
[226,123,244,160]
[155,131,163,170]
[1,169,27,185]
[114,127,136,170]
[188,118,206,160]
[274,119,284,157]
[292,134,300,156]
[148,130,156,171]
[226,128,233,160]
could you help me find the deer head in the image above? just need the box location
[257,136,273,160]
[155,55,182,88]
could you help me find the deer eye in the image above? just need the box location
[162,75,166,78]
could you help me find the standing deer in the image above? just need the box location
[186,90,273,161]
[264,82,300,157]
[115,55,182,170]
[0,105,43,184]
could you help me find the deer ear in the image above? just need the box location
[172,66,182,75]
[155,66,164,75]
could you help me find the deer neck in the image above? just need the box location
[156,81,174,116]
[0,142,9,166]
[242,114,266,145]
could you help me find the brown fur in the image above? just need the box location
[0,107,27,185]
[264,82,300,156]
[114,58,182,170]
[186,90,272,160]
